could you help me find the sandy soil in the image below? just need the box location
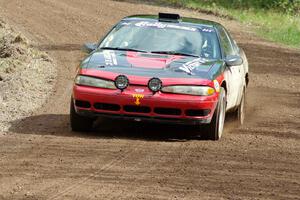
[0,19,56,132]
[0,0,299,199]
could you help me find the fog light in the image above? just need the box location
[148,77,162,93]
[115,75,129,91]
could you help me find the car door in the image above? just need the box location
[217,26,244,110]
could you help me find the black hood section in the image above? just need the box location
[82,50,225,80]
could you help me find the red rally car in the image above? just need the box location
[71,13,249,140]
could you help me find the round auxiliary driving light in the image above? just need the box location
[115,75,129,91]
[148,77,162,93]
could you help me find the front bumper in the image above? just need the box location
[73,85,219,125]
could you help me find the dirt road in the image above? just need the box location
[0,0,299,199]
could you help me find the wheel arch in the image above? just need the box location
[220,80,227,93]
[245,73,249,87]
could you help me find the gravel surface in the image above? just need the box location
[0,19,56,132]
[0,0,299,199]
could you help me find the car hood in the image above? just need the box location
[81,49,224,80]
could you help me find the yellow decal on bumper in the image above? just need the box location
[132,94,144,106]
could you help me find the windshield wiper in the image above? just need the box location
[100,47,148,53]
[151,51,200,58]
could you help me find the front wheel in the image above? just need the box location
[203,88,226,140]
[70,99,95,132]
[237,88,246,125]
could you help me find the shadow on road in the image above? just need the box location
[8,114,212,141]
[7,112,241,141]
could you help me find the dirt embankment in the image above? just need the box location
[0,19,56,132]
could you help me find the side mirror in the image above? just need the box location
[82,43,97,53]
[225,55,243,66]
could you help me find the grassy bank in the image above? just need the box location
[154,0,300,48]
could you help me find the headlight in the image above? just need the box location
[75,75,116,89]
[161,85,215,96]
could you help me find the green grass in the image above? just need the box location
[154,0,300,48]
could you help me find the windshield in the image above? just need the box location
[99,21,221,59]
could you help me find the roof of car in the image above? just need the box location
[123,14,221,28]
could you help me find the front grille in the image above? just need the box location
[123,105,151,113]
[75,100,91,108]
[185,109,211,117]
[154,107,182,116]
[94,103,121,111]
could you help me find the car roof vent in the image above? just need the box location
[158,13,181,23]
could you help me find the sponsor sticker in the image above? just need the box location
[134,21,197,32]
[179,58,207,75]
[134,88,145,93]
[214,80,220,93]
[103,50,117,66]
[132,94,144,106]
[122,21,214,33]
[200,28,215,33]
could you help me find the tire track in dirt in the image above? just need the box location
[120,143,195,200]
[47,141,144,200]
[102,142,186,200]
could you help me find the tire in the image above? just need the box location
[203,88,226,140]
[237,88,246,125]
[70,99,94,132]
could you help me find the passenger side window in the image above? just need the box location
[227,32,240,54]
[218,26,236,56]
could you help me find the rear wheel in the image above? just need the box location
[70,99,94,132]
[237,88,246,125]
[203,88,226,140]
